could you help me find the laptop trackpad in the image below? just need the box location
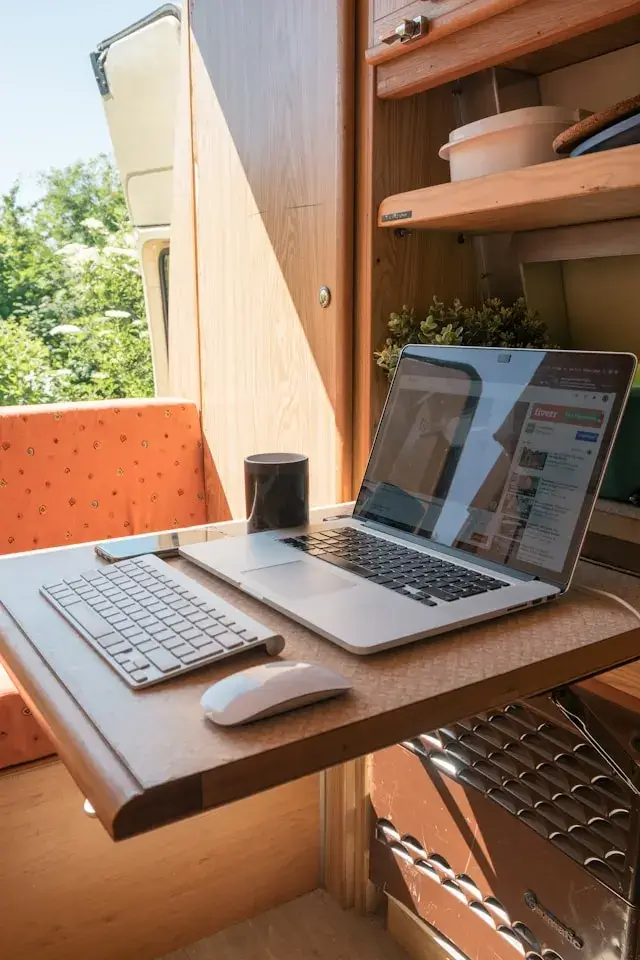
[246,561,356,599]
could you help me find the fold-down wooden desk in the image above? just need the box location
[1,504,639,852]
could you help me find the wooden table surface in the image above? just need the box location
[1,504,640,840]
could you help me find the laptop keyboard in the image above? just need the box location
[281,528,508,605]
[40,554,284,689]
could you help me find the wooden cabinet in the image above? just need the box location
[185,0,355,516]
[372,0,640,98]
[367,0,527,68]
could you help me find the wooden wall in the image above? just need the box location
[1,759,320,960]
[187,0,355,517]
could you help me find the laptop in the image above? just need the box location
[181,346,636,654]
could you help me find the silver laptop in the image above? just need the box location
[181,346,636,655]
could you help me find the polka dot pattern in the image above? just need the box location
[0,398,207,556]
[0,398,208,770]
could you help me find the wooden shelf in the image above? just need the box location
[378,145,640,235]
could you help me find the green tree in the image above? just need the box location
[35,156,129,247]
[0,320,60,405]
[0,156,153,405]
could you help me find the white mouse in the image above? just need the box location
[200,660,352,726]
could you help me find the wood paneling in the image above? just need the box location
[378,145,640,234]
[600,662,640,703]
[0,759,320,960]
[506,15,640,76]
[324,756,375,912]
[376,0,640,99]
[374,0,420,21]
[515,219,640,264]
[189,0,354,517]
[354,0,478,488]
[3,507,640,838]
[168,0,201,407]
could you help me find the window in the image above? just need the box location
[159,246,170,344]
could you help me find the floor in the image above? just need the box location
[159,890,411,960]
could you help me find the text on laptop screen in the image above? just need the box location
[355,347,634,585]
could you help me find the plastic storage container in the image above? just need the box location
[439,106,584,182]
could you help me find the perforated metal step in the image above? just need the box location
[400,701,633,895]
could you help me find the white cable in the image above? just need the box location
[574,583,640,624]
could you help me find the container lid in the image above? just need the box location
[438,106,583,159]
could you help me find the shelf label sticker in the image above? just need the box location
[381,210,412,222]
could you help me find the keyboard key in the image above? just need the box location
[120,601,140,614]
[205,624,226,638]
[186,611,210,625]
[129,609,149,622]
[202,603,222,616]
[155,629,175,643]
[163,637,187,651]
[95,632,121,648]
[217,631,243,650]
[92,600,112,613]
[146,622,167,636]
[181,649,212,664]
[138,640,160,653]
[82,570,104,582]
[106,641,134,656]
[162,613,183,627]
[239,630,258,642]
[317,553,374,578]
[424,588,458,602]
[145,647,181,673]
[57,594,81,607]
[172,643,196,658]
[121,626,146,640]
[179,627,202,641]
[131,670,150,684]
[191,633,214,649]
[170,599,191,612]
[199,640,224,656]
[64,601,114,638]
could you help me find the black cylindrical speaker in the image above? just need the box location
[244,453,309,534]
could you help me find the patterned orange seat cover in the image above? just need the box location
[0,398,207,769]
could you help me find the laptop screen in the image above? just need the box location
[355,346,635,586]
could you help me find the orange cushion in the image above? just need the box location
[0,665,55,768]
[0,398,207,555]
[0,398,207,769]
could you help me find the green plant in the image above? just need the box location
[0,156,153,405]
[375,295,553,380]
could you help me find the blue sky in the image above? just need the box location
[0,0,158,200]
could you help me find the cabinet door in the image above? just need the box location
[189,0,354,517]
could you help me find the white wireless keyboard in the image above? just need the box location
[40,554,284,689]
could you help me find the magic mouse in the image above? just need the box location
[201,661,352,726]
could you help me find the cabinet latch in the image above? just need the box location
[380,15,429,46]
